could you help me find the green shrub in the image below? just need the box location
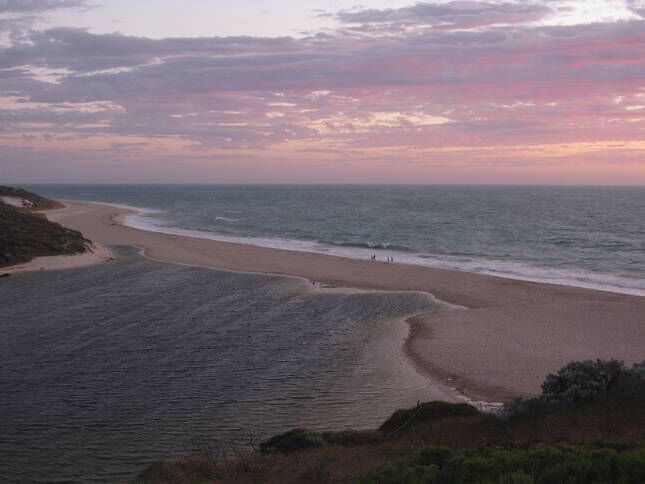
[379,401,479,433]
[259,428,323,454]
[364,443,645,483]
[541,359,625,406]
[501,397,552,421]
[613,362,645,399]
[321,429,382,446]
[417,447,456,468]
[362,460,439,484]
[588,448,618,480]
[497,470,535,484]
[616,450,645,483]
[503,360,645,419]
[0,203,89,266]
[628,361,645,378]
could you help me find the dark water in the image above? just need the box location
[0,247,447,482]
[29,184,645,295]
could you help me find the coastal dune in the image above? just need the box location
[46,201,644,402]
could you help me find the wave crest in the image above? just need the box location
[322,240,412,252]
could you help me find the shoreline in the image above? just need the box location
[92,199,643,298]
[37,201,645,402]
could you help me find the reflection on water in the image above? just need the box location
[0,247,447,482]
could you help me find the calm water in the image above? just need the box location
[31,184,645,295]
[0,247,448,482]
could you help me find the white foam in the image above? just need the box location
[112,207,645,296]
[61,199,162,214]
[102,202,645,298]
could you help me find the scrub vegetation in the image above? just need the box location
[135,359,645,483]
[0,187,89,267]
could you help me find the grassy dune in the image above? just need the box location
[0,187,89,267]
[0,185,64,210]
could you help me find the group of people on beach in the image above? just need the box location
[369,254,395,264]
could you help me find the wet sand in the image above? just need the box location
[45,201,645,402]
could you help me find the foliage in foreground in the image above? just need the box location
[258,402,479,455]
[135,359,645,483]
[259,427,383,454]
[503,359,645,420]
[378,401,479,433]
[364,442,645,484]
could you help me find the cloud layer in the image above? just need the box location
[1,0,644,183]
[0,0,87,13]
[336,1,553,29]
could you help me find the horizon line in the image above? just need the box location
[9,182,645,188]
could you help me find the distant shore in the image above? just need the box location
[42,201,645,402]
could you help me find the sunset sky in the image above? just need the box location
[1,0,644,184]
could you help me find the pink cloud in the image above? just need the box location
[0,5,644,182]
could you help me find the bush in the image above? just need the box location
[379,401,479,433]
[501,396,551,421]
[362,460,439,484]
[541,359,625,406]
[613,361,645,399]
[503,360,645,419]
[0,203,89,266]
[497,470,535,484]
[259,428,323,454]
[417,447,456,468]
[363,443,645,483]
[321,429,383,446]
[628,361,645,378]
[616,450,645,483]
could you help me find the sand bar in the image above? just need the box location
[43,201,645,402]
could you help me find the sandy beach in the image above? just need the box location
[41,201,645,402]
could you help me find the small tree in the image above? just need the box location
[541,359,625,406]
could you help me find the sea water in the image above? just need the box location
[30,184,645,295]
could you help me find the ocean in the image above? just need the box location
[29,184,645,296]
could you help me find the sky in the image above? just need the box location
[0,0,644,184]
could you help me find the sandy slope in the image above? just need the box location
[2,242,112,275]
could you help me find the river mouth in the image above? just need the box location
[0,246,448,482]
